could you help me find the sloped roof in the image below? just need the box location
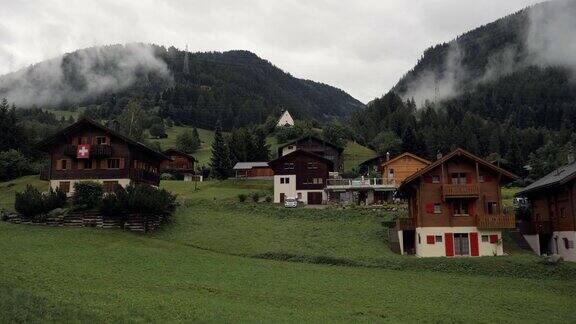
[37,118,170,161]
[268,149,334,169]
[517,162,576,196]
[233,162,270,170]
[163,148,198,162]
[398,148,518,193]
[277,135,344,155]
[381,152,431,168]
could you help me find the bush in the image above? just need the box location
[160,173,175,180]
[15,185,45,218]
[100,184,177,218]
[265,196,272,203]
[238,194,247,202]
[73,181,104,210]
[44,187,67,211]
[251,192,260,203]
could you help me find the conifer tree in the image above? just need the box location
[210,121,232,179]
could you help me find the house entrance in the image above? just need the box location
[454,233,470,256]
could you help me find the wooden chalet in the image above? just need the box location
[161,148,197,174]
[277,135,344,172]
[269,150,334,205]
[38,118,169,194]
[233,162,274,179]
[517,162,576,261]
[381,153,431,185]
[394,148,518,257]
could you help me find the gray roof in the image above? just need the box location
[233,162,269,170]
[518,162,576,195]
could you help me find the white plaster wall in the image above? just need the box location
[277,111,294,126]
[415,227,504,258]
[295,190,326,204]
[274,175,296,203]
[281,146,297,156]
[398,230,405,255]
[523,234,541,256]
[50,179,131,195]
[553,231,576,262]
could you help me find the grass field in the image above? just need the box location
[1,176,576,322]
[149,126,217,167]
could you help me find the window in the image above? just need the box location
[96,136,108,145]
[451,172,467,184]
[486,202,497,214]
[107,159,120,169]
[563,238,574,249]
[388,168,395,179]
[59,181,70,193]
[453,201,469,216]
[307,162,318,170]
[280,178,285,184]
[284,163,295,170]
[560,207,566,218]
[418,234,421,244]
[303,178,323,185]
[297,193,302,200]
[103,181,118,193]
[432,175,440,183]
[479,175,485,183]
[83,160,93,170]
[285,177,290,184]
[61,159,69,170]
[482,235,489,243]
[288,145,293,150]
[433,203,442,214]
[435,235,443,243]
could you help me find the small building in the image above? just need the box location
[277,135,344,172]
[233,162,274,179]
[269,150,334,205]
[394,148,518,258]
[277,110,295,127]
[37,118,169,194]
[516,162,576,261]
[161,148,197,175]
[381,152,431,184]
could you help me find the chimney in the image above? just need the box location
[386,151,390,161]
[436,150,443,160]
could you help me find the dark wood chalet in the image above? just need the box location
[161,148,197,174]
[277,136,344,172]
[517,161,576,261]
[38,118,169,193]
[394,148,518,257]
[269,150,334,204]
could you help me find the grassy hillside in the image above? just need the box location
[150,126,216,166]
[1,176,576,322]
[0,176,47,211]
[343,141,376,172]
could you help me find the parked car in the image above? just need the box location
[284,197,298,208]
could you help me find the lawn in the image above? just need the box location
[2,177,576,322]
[0,175,47,211]
[343,140,376,172]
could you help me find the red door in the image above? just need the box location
[307,192,322,205]
[470,232,479,256]
[445,233,454,256]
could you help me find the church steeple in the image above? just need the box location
[183,44,190,75]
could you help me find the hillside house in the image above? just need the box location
[233,162,274,179]
[394,148,518,257]
[161,148,197,175]
[269,150,334,205]
[277,110,295,127]
[38,118,169,194]
[516,162,576,261]
[277,135,344,172]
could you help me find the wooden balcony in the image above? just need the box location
[442,184,479,199]
[129,169,160,185]
[396,217,415,231]
[63,144,112,158]
[518,220,552,235]
[476,214,516,229]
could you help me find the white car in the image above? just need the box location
[284,197,298,208]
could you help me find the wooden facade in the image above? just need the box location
[381,153,431,186]
[233,162,274,178]
[38,119,169,191]
[161,148,197,174]
[277,136,344,172]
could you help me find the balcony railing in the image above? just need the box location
[396,217,415,231]
[518,220,552,235]
[476,213,516,229]
[442,184,479,198]
[63,144,112,158]
[326,178,395,189]
[129,168,160,185]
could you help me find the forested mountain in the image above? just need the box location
[352,0,576,181]
[0,44,364,129]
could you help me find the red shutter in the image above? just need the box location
[425,203,434,214]
[470,232,479,256]
[468,201,475,216]
[466,173,473,184]
[427,235,435,244]
[489,235,498,244]
[445,233,454,256]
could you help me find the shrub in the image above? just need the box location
[160,173,174,180]
[265,196,272,203]
[44,187,67,211]
[100,184,177,217]
[238,194,247,202]
[73,181,104,210]
[15,185,45,218]
[251,192,260,202]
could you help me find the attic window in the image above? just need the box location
[284,163,295,170]
[288,145,294,150]
[96,136,108,145]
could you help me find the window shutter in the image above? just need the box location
[78,161,84,170]
[56,160,62,170]
[101,160,108,169]
[426,235,435,244]
[445,233,454,256]
[119,158,125,169]
[468,201,475,216]
[466,173,473,184]
[425,203,434,214]
[489,235,498,244]
[470,232,479,256]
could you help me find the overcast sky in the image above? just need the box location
[0,0,543,103]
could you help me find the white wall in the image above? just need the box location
[553,231,576,262]
[415,227,504,258]
[277,111,294,126]
[50,179,131,195]
[523,234,541,256]
[281,146,297,156]
[274,175,296,203]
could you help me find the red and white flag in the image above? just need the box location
[77,144,91,159]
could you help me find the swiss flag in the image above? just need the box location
[77,144,91,159]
